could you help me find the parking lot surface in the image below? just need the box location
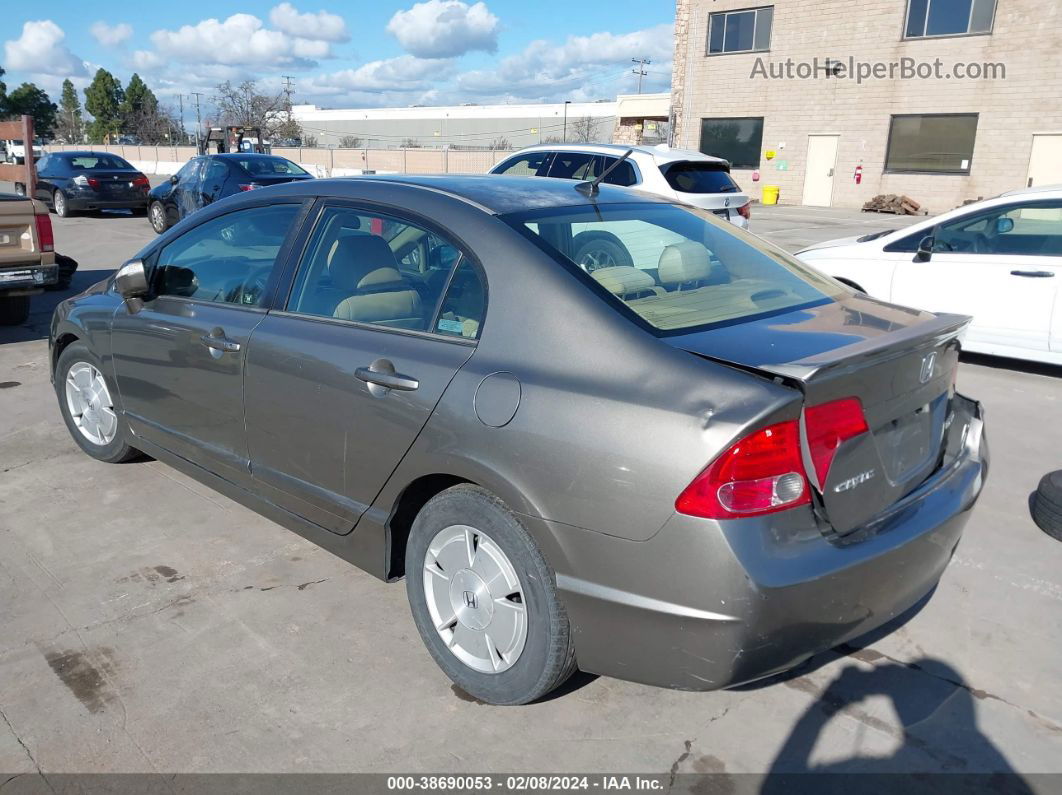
[1,194,1060,776]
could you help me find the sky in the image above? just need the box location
[1,0,675,117]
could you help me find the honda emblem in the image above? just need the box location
[463,591,478,609]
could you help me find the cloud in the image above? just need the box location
[3,20,87,77]
[90,21,133,47]
[300,55,455,96]
[387,0,499,58]
[269,3,349,43]
[148,13,331,68]
[456,23,673,100]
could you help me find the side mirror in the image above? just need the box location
[114,259,149,299]
[915,235,935,262]
[170,174,179,184]
[996,217,1014,234]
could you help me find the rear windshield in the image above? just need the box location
[235,157,308,176]
[663,162,739,194]
[503,203,841,334]
[64,155,134,170]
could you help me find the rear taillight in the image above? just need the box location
[676,421,810,519]
[73,175,101,189]
[804,397,869,486]
[35,213,54,252]
[737,201,751,220]
[239,183,262,191]
[132,174,149,188]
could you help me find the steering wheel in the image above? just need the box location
[970,232,992,254]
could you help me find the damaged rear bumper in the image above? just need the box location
[533,394,986,691]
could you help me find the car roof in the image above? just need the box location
[53,150,125,157]
[503,143,729,167]
[1000,183,1062,197]
[266,174,674,215]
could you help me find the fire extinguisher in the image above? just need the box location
[854,163,863,185]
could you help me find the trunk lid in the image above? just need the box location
[668,292,970,535]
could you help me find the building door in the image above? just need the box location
[1027,134,1062,188]
[802,135,839,207]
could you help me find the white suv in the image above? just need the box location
[490,143,751,229]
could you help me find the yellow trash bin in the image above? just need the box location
[762,185,780,205]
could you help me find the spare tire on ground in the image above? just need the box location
[1031,470,1062,541]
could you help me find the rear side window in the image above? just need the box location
[663,162,739,194]
[494,152,552,176]
[153,204,299,306]
[601,157,638,187]
[435,260,486,339]
[504,202,841,334]
[236,157,308,176]
[548,153,596,180]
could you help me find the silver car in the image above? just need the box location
[51,175,987,705]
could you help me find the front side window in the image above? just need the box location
[504,203,841,334]
[176,158,203,187]
[933,200,1062,256]
[153,204,299,306]
[287,206,469,332]
[707,6,773,54]
[493,152,552,176]
[699,118,764,169]
[885,113,978,173]
[905,0,995,38]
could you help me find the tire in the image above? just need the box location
[55,342,140,464]
[0,295,30,326]
[405,485,577,705]
[13,183,25,197]
[53,189,71,218]
[571,231,634,272]
[1032,471,1062,541]
[149,201,169,234]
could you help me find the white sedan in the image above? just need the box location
[797,185,1062,366]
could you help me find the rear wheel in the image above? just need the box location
[13,183,25,197]
[571,231,633,272]
[55,342,140,463]
[0,295,30,326]
[1032,471,1062,541]
[149,201,169,234]
[405,485,577,705]
[53,189,71,218]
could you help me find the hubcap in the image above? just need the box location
[151,204,164,230]
[55,193,64,213]
[423,525,527,674]
[64,362,117,446]
[578,246,616,272]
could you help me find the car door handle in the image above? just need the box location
[1010,270,1055,278]
[200,334,241,352]
[355,367,419,391]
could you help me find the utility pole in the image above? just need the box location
[632,58,651,94]
[562,100,571,143]
[282,75,295,119]
[190,92,204,153]
[177,94,186,145]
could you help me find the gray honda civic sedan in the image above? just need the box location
[50,175,988,705]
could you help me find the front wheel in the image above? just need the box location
[406,485,577,705]
[149,201,169,234]
[55,342,140,463]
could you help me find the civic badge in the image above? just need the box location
[919,352,937,384]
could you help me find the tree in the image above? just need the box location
[401,137,420,148]
[272,116,302,144]
[120,74,157,130]
[5,83,57,139]
[214,80,286,138]
[56,79,83,143]
[568,115,599,144]
[338,135,362,148]
[84,68,124,143]
[302,135,318,148]
[0,66,7,116]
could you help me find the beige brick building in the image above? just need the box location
[670,0,1062,213]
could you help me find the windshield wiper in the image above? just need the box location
[575,149,634,197]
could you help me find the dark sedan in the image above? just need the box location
[50,175,987,705]
[148,153,313,234]
[19,151,150,217]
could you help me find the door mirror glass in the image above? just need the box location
[995,216,1015,234]
[114,259,149,298]
[170,174,179,184]
[915,235,935,261]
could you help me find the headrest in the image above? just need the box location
[658,241,711,285]
[591,265,656,297]
[330,235,402,292]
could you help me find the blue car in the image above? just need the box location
[148,153,313,234]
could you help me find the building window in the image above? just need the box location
[699,118,764,169]
[884,114,978,174]
[904,0,996,38]
[707,7,773,55]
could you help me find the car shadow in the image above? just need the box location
[960,351,1062,378]
[760,658,1033,791]
[0,267,114,345]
